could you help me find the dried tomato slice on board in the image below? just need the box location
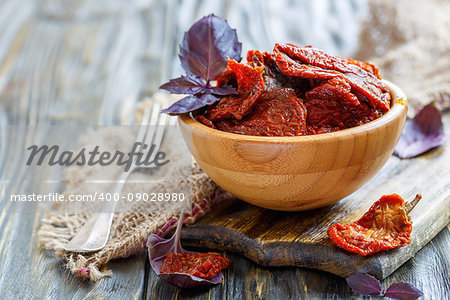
[327,194,421,256]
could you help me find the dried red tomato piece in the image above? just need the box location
[216,88,307,136]
[345,57,381,79]
[305,77,361,108]
[259,51,288,92]
[196,114,217,129]
[198,44,389,137]
[160,252,231,280]
[274,51,342,80]
[217,68,237,87]
[327,194,421,256]
[305,98,379,134]
[246,50,311,96]
[246,49,265,67]
[274,43,391,113]
[205,59,264,121]
[304,78,380,134]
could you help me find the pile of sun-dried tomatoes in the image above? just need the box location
[196,43,391,136]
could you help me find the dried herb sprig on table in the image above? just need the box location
[160,14,242,115]
[347,273,423,300]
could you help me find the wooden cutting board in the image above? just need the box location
[181,138,450,280]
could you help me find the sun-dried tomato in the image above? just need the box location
[274,51,342,81]
[327,194,421,256]
[160,252,231,279]
[274,43,391,113]
[246,49,265,67]
[305,77,360,107]
[304,78,380,134]
[345,57,381,79]
[197,43,390,137]
[216,68,237,87]
[196,114,217,129]
[215,88,307,136]
[205,59,264,121]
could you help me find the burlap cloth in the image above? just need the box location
[38,0,450,281]
[355,0,450,114]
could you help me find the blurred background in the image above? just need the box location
[0,0,448,126]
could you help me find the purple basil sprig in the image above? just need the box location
[161,14,242,115]
[394,103,445,158]
[346,273,382,296]
[384,283,425,300]
[179,14,242,82]
[146,212,225,288]
[347,274,423,300]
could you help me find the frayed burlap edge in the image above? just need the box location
[38,170,230,281]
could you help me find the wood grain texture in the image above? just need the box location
[147,226,450,300]
[180,112,450,279]
[0,1,164,299]
[0,0,448,299]
[178,81,407,211]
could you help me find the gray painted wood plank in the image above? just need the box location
[145,227,450,299]
[0,1,154,297]
[0,200,147,300]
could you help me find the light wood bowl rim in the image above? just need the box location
[179,80,407,143]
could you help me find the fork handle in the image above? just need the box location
[64,173,128,252]
[63,210,117,252]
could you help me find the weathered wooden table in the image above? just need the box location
[0,1,449,299]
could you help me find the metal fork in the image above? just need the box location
[64,102,174,252]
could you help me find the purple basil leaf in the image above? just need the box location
[161,94,220,115]
[160,75,206,95]
[160,15,241,115]
[206,85,238,95]
[394,103,445,158]
[160,76,237,97]
[384,282,423,300]
[179,14,241,82]
[346,273,382,296]
[146,212,224,288]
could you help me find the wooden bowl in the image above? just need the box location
[178,80,407,211]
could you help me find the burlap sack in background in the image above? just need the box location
[356,0,450,114]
